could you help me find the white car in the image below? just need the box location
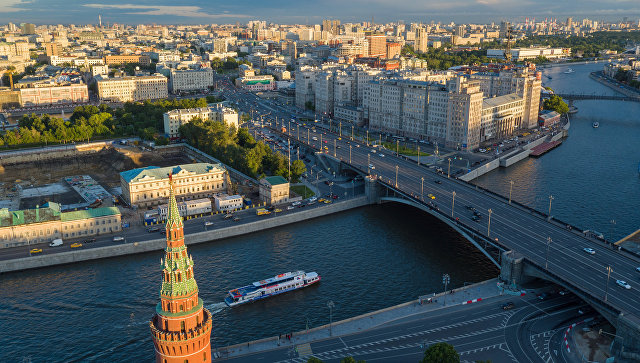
[583,247,596,255]
[636,267,640,273]
[616,280,631,290]
[379,154,385,157]
[368,164,375,170]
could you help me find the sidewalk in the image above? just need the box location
[215,278,504,360]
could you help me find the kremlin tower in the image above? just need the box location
[150,174,212,363]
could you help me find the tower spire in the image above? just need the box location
[150,173,212,363]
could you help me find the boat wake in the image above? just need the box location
[206,302,227,314]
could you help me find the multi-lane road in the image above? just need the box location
[222,292,594,363]
[220,78,640,323]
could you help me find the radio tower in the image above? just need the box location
[504,23,513,63]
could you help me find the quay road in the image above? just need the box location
[223,292,594,362]
[220,79,640,323]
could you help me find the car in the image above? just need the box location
[371,149,377,153]
[368,164,375,170]
[559,289,570,296]
[537,293,548,300]
[324,199,332,204]
[501,302,515,310]
[84,238,96,243]
[147,226,160,232]
[616,280,632,290]
[434,180,442,184]
[355,144,360,148]
[70,242,83,248]
[427,194,436,200]
[297,203,306,208]
[318,198,326,202]
[233,217,240,222]
[204,221,214,227]
[473,211,482,217]
[113,236,125,242]
[332,195,338,199]
[274,209,283,213]
[583,247,596,255]
[29,248,43,255]
[472,216,480,222]
[379,154,385,157]
[466,205,475,211]
[636,267,640,273]
[287,205,295,210]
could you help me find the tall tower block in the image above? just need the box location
[150,174,212,363]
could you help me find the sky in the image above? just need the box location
[0,0,639,25]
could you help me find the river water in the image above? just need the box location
[474,62,640,241]
[0,204,497,362]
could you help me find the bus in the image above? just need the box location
[256,208,271,216]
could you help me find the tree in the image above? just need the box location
[542,95,569,115]
[421,342,460,363]
[305,101,315,111]
[339,357,365,363]
[290,159,307,183]
[306,358,324,363]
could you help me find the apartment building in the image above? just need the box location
[163,104,239,138]
[104,54,151,66]
[259,176,290,206]
[0,202,121,249]
[169,67,214,93]
[19,84,89,107]
[97,74,168,102]
[445,78,483,151]
[480,94,524,142]
[120,163,228,208]
[486,47,570,61]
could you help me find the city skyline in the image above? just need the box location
[1,0,639,25]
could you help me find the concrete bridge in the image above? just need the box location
[555,93,640,102]
[279,122,640,359]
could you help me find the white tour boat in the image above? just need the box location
[224,271,321,307]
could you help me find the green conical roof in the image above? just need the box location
[166,174,183,230]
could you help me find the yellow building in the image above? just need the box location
[120,163,228,208]
[0,202,121,248]
[259,176,290,206]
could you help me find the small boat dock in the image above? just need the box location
[529,140,563,157]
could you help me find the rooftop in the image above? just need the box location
[482,93,523,108]
[120,163,226,183]
[61,207,121,222]
[262,176,288,186]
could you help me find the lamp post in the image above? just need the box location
[395,165,399,188]
[487,209,493,237]
[421,177,424,201]
[447,158,452,178]
[442,274,450,306]
[339,121,342,137]
[605,266,612,302]
[320,133,323,149]
[334,139,337,157]
[417,146,420,165]
[396,139,399,156]
[509,180,514,204]
[545,237,552,269]
[327,300,335,336]
[351,125,354,140]
[451,191,456,217]
[367,154,370,174]
[548,195,554,216]
[349,145,352,164]
[366,130,369,146]
[307,129,310,142]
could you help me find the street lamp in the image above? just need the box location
[349,145,352,164]
[366,130,369,146]
[442,274,451,306]
[545,237,552,269]
[334,139,337,157]
[396,139,399,156]
[421,177,424,201]
[327,300,335,336]
[548,195,554,216]
[395,165,399,188]
[487,209,493,237]
[417,146,420,165]
[339,121,342,137]
[447,158,452,178]
[367,154,371,174]
[451,191,456,217]
[509,180,514,204]
[605,266,612,302]
[351,125,354,140]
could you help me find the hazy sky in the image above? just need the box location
[1,0,639,25]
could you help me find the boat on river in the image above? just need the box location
[593,122,599,128]
[564,68,575,74]
[224,271,321,307]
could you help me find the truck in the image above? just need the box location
[256,208,271,216]
[49,238,63,247]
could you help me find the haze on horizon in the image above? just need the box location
[1,0,639,25]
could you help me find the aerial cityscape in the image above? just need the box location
[1,2,640,362]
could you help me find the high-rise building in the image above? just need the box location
[44,42,63,57]
[21,23,35,34]
[365,31,386,58]
[322,19,341,35]
[566,17,573,27]
[149,175,213,363]
[415,27,428,53]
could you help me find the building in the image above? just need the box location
[486,47,570,61]
[157,198,212,220]
[0,202,121,249]
[386,42,402,59]
[365,31,387,58]
[97,74,168,102]
[213,194,243,212]
[415,27,429,53]
[150,175,212,363]
[120,163,227,208]
[235,75,276,91]
[169,67,214,94]
[44,42,63,56]
[259,176,289,206]
[104,54,151,66]
[163,104,239,139]
[0,88,21,109]
[21,23,35,34]
[538,110,561,127]
[18,83,89,107]
[480,93,524,142]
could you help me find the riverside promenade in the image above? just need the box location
[215,278,507,361]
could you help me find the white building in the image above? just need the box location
[480,94,524,142]
[213,194,243,212]
[486,47,570,61]
[169,67,214,93]
[157,198,212,220]
[19,84,88,107]
[235,75,276,91]
[163,104,239,138]
[97,74,168,102]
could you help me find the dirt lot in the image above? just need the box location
[0,146,194,208]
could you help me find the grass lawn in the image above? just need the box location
[381,142,430,157]
[290,185,315,198]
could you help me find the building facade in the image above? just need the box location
[104,54,151,66]
[19,84,88,107]
[234,75,276,91]
[120,163,228,208]
[97,74,168,102]
[259,176,289,206]
[0,202,121,249]
[163,104,239,139]
[150,175,212,363]
[213,194,243,212]
[169,68,214,94]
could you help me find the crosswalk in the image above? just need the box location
[296,343,313,357]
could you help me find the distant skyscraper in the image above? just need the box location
[566,17,572,27]
[21,23,35,34]
[149,174,212,363]
[98,15,102,28]
[365,31,386,58]
[415,27,428,53]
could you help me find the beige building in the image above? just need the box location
[169,67,214,93]
[19,84,89,107]
[104,54,151,66]
[163,104,239,138]
[213,194,243,212]
[97,74,168,102]
[0,202,121,249]
[480,94,524,142]
[120,163,228,208]
[259,176,290,206]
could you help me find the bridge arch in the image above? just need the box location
[379,197,502,268]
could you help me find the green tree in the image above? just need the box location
[339,357,365,363]
[290,159,307,183]
[543,95,569,115]
[421,342,460,363]
[306,358,324,363]
[305,101,315,111]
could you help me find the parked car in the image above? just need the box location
[501,302,515,310]
[49,238,63,247]
[113,236,125,242]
